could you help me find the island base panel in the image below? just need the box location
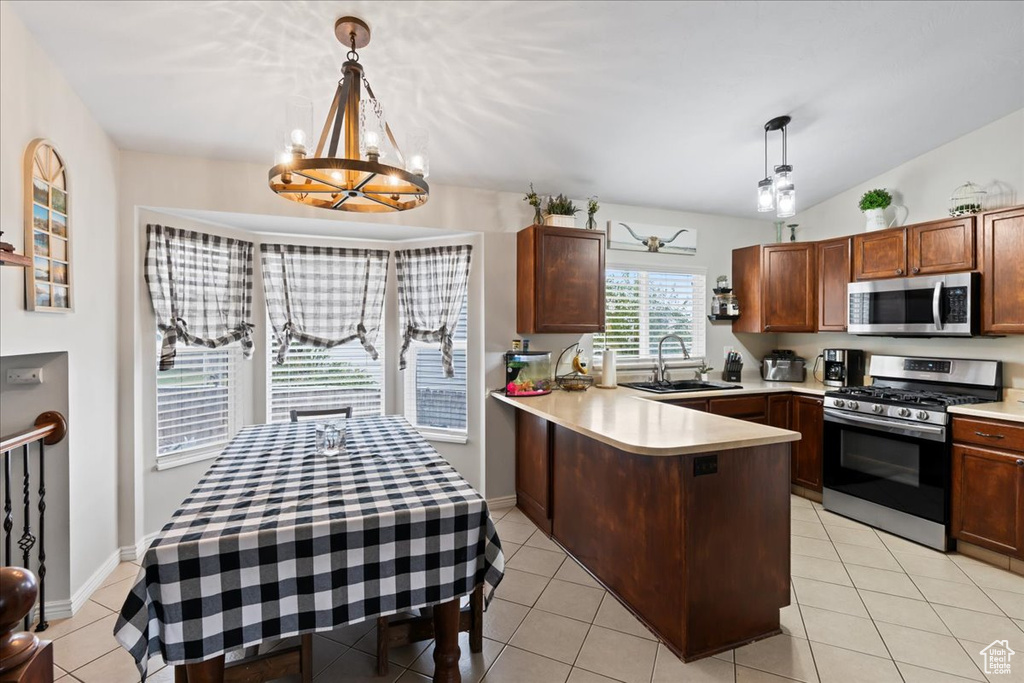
[549,424,790,661]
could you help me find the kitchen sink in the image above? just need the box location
[621,380,742,394]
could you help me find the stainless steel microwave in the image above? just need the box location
[847,272,979,337]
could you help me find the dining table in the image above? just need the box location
[113,415,505,683]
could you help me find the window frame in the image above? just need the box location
[593,264,708,370]
[402,291,469,443]
[154,341,244,471]
[264,317,387,424]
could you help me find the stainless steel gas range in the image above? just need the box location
[822,355,1002,551]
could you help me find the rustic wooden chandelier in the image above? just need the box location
[268,17,429,212]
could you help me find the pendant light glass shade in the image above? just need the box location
[757,177,775,212]
[405,127,429,178]
[776,186,796,218]
[774,165,794,192]
[359,98,387,161]
[284,96,314,156]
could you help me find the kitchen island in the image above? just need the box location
[492,386,801,661]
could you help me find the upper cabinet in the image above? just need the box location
[732,243,816,333]
[853,217,975,281]
[852,228,907,280]
[907,217,975,275]
[817,237,851,332]
[979,206,1024,335]
[517,224,606,334]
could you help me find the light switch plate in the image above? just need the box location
[7,368,43,385]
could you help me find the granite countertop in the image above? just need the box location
[948,389,1024,425]
[491,378,812,456]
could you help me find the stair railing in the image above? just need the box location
[0,411,67,632]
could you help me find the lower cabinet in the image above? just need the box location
[792,396,824,492]
[515,410,552,533]
[768,394,791,430]
[667,398,709,412]
[951,417,1024,558]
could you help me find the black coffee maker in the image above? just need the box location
[822,349,866,388]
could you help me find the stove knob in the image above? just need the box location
[848,401,859,410]
[833,399,845,408]
[898,408,912,417]
[917,410,929,420]
[872,405,884,414]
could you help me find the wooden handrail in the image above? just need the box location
[0,412,67,453]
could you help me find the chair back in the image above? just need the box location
[289,407,353,423]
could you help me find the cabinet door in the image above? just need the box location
[817,238,851,331]
[852,229,907,280]
[534,228,605,333]
[762,244,816,332]
[768,395,791,430]
[709,395,767,421]
[667,399,709,412]
[908,217,975,276]
[515,410,552,532]
[980,206,1024,335]
[952,444,1024,558]
[792,396,824,491]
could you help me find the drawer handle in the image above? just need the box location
[1018,460,1024,466]
[976,431,1006,440]
[896,268,904,275]
[912,267,920,274]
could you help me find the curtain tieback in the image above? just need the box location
[158,317,189,371]
[239,321,255,359]
[276,321,294,365]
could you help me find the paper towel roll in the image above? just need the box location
[600,348,617,388]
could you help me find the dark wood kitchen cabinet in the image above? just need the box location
[951,415,1024,559]
[852,228,907,280]
[907,216,975,276]
[517,224,605,334]
[979,205,1024,335]
[791,396,824,492]
[732,243,816,333]
[768,394,791,430]
[667,398,709,412]
[515,410,553,533]
[817,237,851,331]
[709,395,768,423]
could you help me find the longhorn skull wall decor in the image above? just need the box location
[606,221,698,256]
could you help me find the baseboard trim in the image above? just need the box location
[487,494,517,508]
[35,547,122,623]
[120,531,159,563]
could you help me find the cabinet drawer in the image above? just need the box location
[667,399,709,412]
[709,395,767,419]
[953,417,1024,452]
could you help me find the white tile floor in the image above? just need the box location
[42,496,1024,682]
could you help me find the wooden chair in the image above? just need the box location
[376,585,484,675]
[289,407,352,422]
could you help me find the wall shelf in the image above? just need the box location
[0,249,31,268]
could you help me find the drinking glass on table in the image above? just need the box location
[315,420,345,456]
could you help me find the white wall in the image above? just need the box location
[0,2,120,604]
[779,109,1024,387]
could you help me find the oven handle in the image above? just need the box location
[824,408,947,442]
[933,281,943,330]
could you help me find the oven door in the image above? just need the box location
[823,409,948,524]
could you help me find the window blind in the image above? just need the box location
[156,344,241,456]
[404,294,468,432]
[268,334,385,423]
[594,268,706,363]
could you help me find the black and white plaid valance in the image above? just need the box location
[261,244,389,364]
[144,225,254,370]
[395,245,472,378]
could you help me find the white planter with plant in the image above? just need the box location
[543,193,579,228]
[859,188,894,232]
[696,363,713,382]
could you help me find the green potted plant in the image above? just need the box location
[586,196,600,230]
[859,188,894,232]
[524,183,543,225]
[544,194,579,228]
[695,362,714,382]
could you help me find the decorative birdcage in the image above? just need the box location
[949,182,986,217]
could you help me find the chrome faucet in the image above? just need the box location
[655,334,690,383]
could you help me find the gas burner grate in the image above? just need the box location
[830,386,986,407]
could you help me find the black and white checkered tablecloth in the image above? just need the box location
[114,416,505,679]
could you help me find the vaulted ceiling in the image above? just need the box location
[11,1,1024,218]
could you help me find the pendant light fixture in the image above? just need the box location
[268,17,429,212]
[757,115,796,218]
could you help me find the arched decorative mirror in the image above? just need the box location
[24,138,72,311]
